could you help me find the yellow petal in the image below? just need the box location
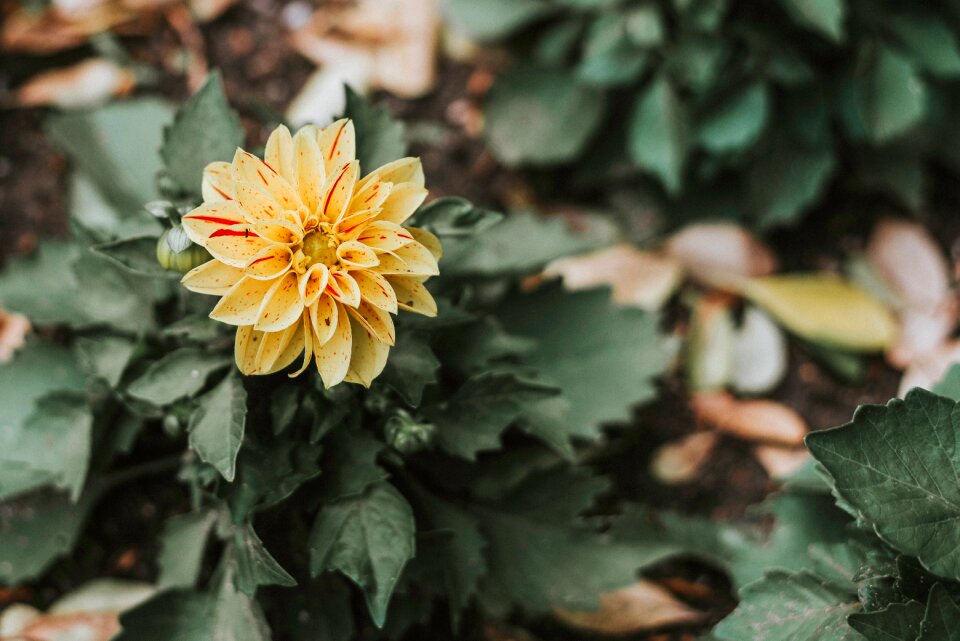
[353,270,398,314]
[388,275,437,317]
[358,157,424,191]
[374,242,439,277]
[326,271,361,307]
[299,263,329,307]
[211,276,277,325]
[234,325,263,375]
[313,303,352,388]
[235,180,284,222]
[407,227,442,261]
[337,240,380,269]
[232,148,300,210]
[376,185,427,224]
[251,219,303,245]
[742,274,898,351]
[310,293,338,345]
[181,201,246,245]
[336,208,381,241]
[181,259,245,295]
[350,176,393,212]
[317,118,356,175]
[348,299,395,345]
[357,221,416,252]
[205,224,271,268]
[255,272,303,332]
[320,160,359,223]
[290,315,315,378]
[202,161,236,203]
[264,124,295,186]
[255,320,301,373]
[294,127,326,215]
[244,245,293,280]
[344,315,390,387]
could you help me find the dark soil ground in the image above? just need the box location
[0,2,905,640]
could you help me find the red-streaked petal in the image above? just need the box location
[326,271,361,307]
[235,180,284,222]
[202,161,235,203]
[376,185,427,224]
[244,245,293,280]
[350,176,392,212]
[211,276,277,326]
[336,208,380,241]
[347,299,395,345]
[181,259,245,295]
[205,224,270,267]
[181,201,246,245]
[343,315,390,387]
[317,118,356,175]
[264,124,295,186]
[299,263,329,307]
[255,271,303,332]
[373,242,439,277]
[251,219,303,245]
[313,303,352,388]
[320,160,359,223]
[337,240,379,269]
[357,157,424,192]
[357,221,416,252]
[232,148,300,210]
[407,227,442,261]
[387,275,438,317]
[294,127,325,215]
[352,270,398,314]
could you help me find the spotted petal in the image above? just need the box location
[181,201,246,245]
[357,221,416,252]
[321,160,359,223]
[202,161,236,203]
[294,127,326,215]
[255,319,301,373]
[232,148,300,210]
[181,259,245,295]
[377,185,428,224]
[310,293,338,346]
[350,176,392,212]
[205,224,271,267]
[326,271,361,307]
[344,316,390,387]
[244,245,293,280]
[388,275,437,317]
[408,227,442,261]
[264,124,295,186]
[314,303,352,388]
[358,157,424,191]
[235,180,284,222]
[348,299,395,345]
[352,270,398,314]
[337,240,379,269]
[317,119,356,175]
[211,276,278,325]
[255,272,303,332]
[234,325,263,375]
[299,263,329,307]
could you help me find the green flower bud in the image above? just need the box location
[157,227,211,273]
[384,411,435,454]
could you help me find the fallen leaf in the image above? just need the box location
[0,309,30,363]
[554,580,704,635]
[14,59,136,108]
[886,301,958,369]
[743,274,898,352]
[650,432,719,485]
[868,218,951,310]
[289,0,439,99]
[686,294,735,392]
[898,339,960,397]
[286,64,370,128]
[664,222,777,290]
[731,306,788,395]
[544,244,683,312]
[691,392,808,446]
[1,1,156,54]
[753,445,811,479]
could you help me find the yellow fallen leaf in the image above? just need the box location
[743,274,897,352]
[554,580,703,634]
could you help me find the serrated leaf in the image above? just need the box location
[161,71,243,196]
[92,235,173,278]
[498,283,671,440]
[807,389,960,581]
[157,509,218,590]
[343,87,406,174]
[933,364,960,401]
[849,601,925,641]
[485,66,607,166]
[232,523,297,596]
[714,571,859,641]
[74,334,137,387]
[698,83,770,153]
[127,348,231,406]
[309,482,415,627]
[918,583,960,640]
[426,373,559,460]
[779,0,845,42]
[855,44,927,143]
[628,75,688,193]
[188,372,247,482]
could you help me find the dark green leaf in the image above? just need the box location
[407,197,503,238]
[379,331,440,405]
[444,0,554,41]
[699,83,770,153]
[933,364,960,401]
[849,601,925,641]
[225,437,322,522]
[748,141,835,228]
[74,334,137,387]
[629,75,688,193]
[127,348,230,406]
[318,429,388,501]
[855,44,927,143]
[188,372,247,482]
[889,15,960,77]
[778,0,845,42]
[918,583,960,640]
[92,235,174,278]
[232,523,297,595]
[161,71,243,196]
[157,509,218,590]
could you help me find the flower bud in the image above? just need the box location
[156,227,211,273]
[384,411,434,454]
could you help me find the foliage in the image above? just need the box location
[449,0,960,228]
[0,78,680,639]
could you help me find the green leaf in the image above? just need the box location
[379,330,440,405]
[698,83,770,153]
[116,583,270,641]
[918,583,960,640]
[578,15,647,87]
[225,437,323,522]
[485,66,607,166]
[0,488,97,583]
[74,334,137,387]
[807,389,960,581]
[47,98,173,211]
[157,509,218,590]
[72,251,161,332]
[0,393,92,501]
[0,241,84,326]
[628,75,689,193]
[343,87,406,174]
[407,197,503,238]
[849,601,925,641]
[778,0,846,42]
[748,141,835,228]
[498,283,671,440]
[933,364,960,401]
[274,576,356,641]
[161,71,243,196]
[714,571,859,641]
[232,523,297,595]
[188,372,247,482]
[426,373,559,460]
[889,15,960,78]
[440,211,616,277]
[127,348,230,406]
[317,429,388,500]
[92,235,174,278]
[0,339,85,436]
[309,482,415,627]
[444,0,554,41]
[68,173,161,242]
[855,44,927,143]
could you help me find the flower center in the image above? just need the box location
[302,230,339,268]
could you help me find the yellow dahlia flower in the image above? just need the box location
[179,120,440,388]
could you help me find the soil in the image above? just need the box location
[0,2,908,640]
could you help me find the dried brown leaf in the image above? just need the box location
[665,222,777,290]
[14,59,136,108]
[554,580,704,635]
[0,309,30,363]
[691,392,807,446]
[650,432,719,485]
[753,445,811,479]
